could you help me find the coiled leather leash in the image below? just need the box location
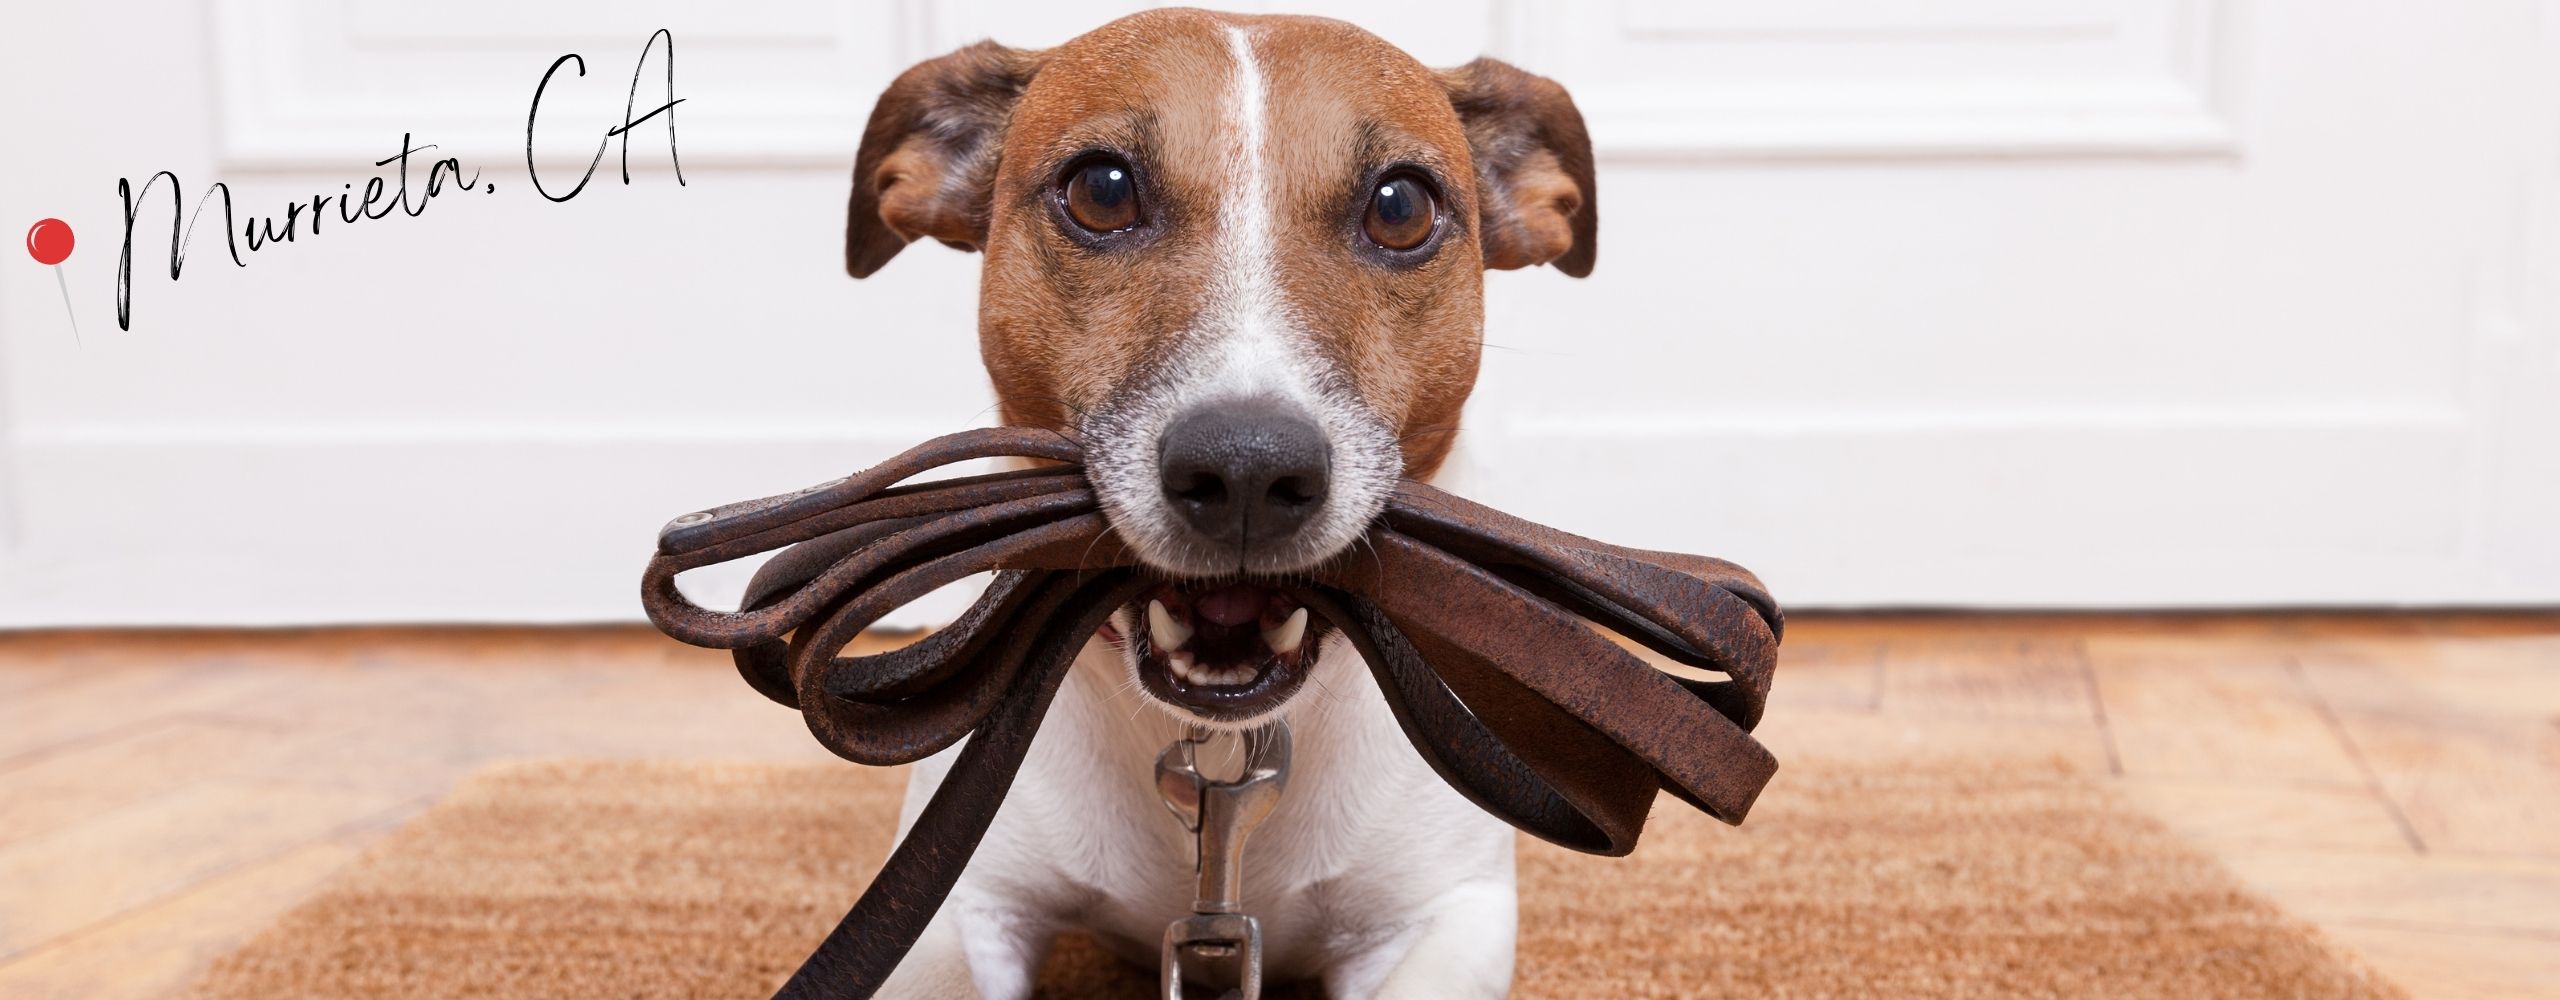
[639,427,1782,998]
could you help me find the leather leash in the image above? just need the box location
[640,427,1782,998]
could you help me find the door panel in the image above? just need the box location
[0,1,2551,624]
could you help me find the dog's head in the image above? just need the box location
[846,9,1595,725]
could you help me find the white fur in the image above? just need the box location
[1081,26,1402,580]
[876,635,1516,999]
[877,30,1513,998]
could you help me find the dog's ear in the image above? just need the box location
[846,41,1046,278]
[1439,58,1598,277]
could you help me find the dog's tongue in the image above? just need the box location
[1193,584,1269,627]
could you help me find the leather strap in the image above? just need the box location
[639,427,1782,998]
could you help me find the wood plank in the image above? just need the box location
[2330,709,2560,860]
[2114,778,2414,853]
[1766,637,1883,714]
[1756,711,2117,773]
[211,667,828,802]
[2325,924,2560,1000]
[0,664,285,764]
[2298,642,2560,859]
[1878,636,2099,724]
[0,781,414,958]
[0,718,300,846]
[2085,635,2368,786]
[2215,848,2560,936]
[2336,635,2560,719]
[0,835,371,1000]
[0,657,85,701]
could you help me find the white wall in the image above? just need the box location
[1,0,2555,626]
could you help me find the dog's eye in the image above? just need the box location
[1363,172,1437,251]
[1063,157,1141,234]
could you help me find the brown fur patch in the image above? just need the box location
[845,10,1598,480]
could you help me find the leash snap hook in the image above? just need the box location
[1154,723,1291,1000]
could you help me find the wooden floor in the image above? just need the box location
[0,614,2554,999]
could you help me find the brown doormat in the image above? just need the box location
[183,758,2401,999]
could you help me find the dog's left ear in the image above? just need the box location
[845,41,1047,278]
[1440,58,1598,277]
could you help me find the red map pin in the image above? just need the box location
[27,218,73,265]
[26,219,79,341]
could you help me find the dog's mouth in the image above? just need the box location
[1117,582,1331,723]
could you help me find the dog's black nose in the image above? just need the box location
[1159,397,1332,553]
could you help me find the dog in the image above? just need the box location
[840,9,1595,997]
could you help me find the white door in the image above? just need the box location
[1,0,2554,625]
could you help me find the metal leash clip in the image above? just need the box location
[1153,722,1292,1000]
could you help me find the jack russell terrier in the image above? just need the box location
[841,9,1595,997]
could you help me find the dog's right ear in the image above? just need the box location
[1439,58,1598,278]
[845,42,1046,278]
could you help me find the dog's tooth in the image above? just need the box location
[1262,608,1308,655]
[1148,600,1192,651]
[1168,651,1196,684]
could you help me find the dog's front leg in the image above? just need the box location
[1325,878,1519,1000]
[873,890,1054,1000]
[874,748,1063,1000]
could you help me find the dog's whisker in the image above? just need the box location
[1074,527,1112,576]
[1472,337,1571,357]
